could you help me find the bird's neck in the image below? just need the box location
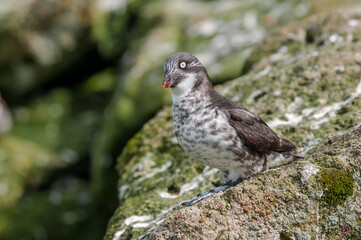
[171,71,213,104]
[172,82,213,107]
[170,73,197,103]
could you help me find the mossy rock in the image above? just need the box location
[318,168,354,205]
[92,0,316,224]
[105,6,361,240]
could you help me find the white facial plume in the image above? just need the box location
[170,73,197,102]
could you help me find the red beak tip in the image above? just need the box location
[163,80,172,88]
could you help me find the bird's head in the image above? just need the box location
[162,52,210,96]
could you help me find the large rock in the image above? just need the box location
[90,0,313,202]
[148,126,360,240]
[0,1,320,239]
[105,7,361,240]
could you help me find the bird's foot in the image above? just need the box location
[180,180,240,207]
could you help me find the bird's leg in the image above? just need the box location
[180,179,243,207]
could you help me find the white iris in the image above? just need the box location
[180,62,186,69]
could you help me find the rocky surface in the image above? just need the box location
[105,7,361,240]
[0,1,359,239]
[1,0,317,239]
[90,0,313,210]
[148,126,360,240]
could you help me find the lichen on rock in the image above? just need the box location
[105,7,361,240]
[318,168,354,205]
[147,126,361,240]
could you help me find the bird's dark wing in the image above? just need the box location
[225,108,296,155]
[208,89,297,155]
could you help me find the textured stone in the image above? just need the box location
[105,7,361,240]
[91,0,314,210]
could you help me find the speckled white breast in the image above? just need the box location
[172,104,242,170]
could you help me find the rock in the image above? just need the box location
[148,125,360,240]
[105,7,361,240]
[90,0,313,204]
[0,1,319,239]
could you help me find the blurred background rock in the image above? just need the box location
[0,0,358,239]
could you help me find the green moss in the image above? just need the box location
[280,231,293,240]
[195,164,205,174]
[106,6,361,239]
[318,168,354,205]
[222,190,235,204]
[118,132,143,170]
[287,41,304,55]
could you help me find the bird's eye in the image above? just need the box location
[179,62,186,69]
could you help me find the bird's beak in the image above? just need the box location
[163,74,173,88]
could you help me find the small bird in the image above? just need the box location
[163,52,303,206]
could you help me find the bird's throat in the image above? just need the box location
[171,73,197,103]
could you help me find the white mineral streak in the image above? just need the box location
[300,163,319,183]
[133,222,151,228]
[132,153,156,177]
[353,79,361,96]
[156,190,179,199]
[246,89,265,103]
[124,215,153,226]
[269,46,289,63]
[158,166,219,199]
[114,207,176,240]
[179,167,219,195]
[309,119,329,130]
[112,229,126,240]
[136,207,175,239]
[329,33,339,43]
[116,155,219,238]
[334,65,345,73]
[348,19,360,28]
[135,161,172,185]
[156,167,219,199]
[269,79,361,129]
[118,158,172,199]
[268,113,304,128]
[283,51,319,65]
[253,66,271,80]
[118,184,129,199]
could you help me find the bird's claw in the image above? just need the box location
[180,180,241,207]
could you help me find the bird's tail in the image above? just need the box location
[267,149,303,169]
[291,151,304,158]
